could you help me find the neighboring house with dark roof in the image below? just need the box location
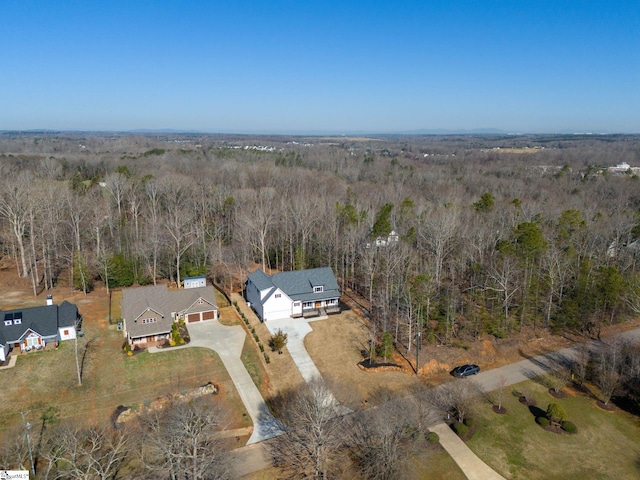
[245,267,340,322]
[121,284,219,347]
[0,298,81,362]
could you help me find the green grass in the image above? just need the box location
[241,335,270,398]
[467,379,640,479]
[409,447,467,479]
[0,326,251,432]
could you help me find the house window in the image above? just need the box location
[303,301,314,309]
[313,286,324,293]
[142,318,157,324]
[275,294,281,298]
[327,299,338,305]
[64,329,69,335]
[25,336,41,348]
[197,299,204,305]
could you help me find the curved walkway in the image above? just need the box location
[0,354,17,370]
[149,319,282,444]
[430,422,506,480]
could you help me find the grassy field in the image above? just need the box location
[0,287,250,435]
[467,379,640,479]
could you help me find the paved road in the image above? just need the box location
[150,319,282,444]
[231,326,640,478]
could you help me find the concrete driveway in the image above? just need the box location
[150,319,282,444]
[265,316,351,414]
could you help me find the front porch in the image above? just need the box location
[130,333,170,348]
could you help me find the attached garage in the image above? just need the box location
[187,310,217,322]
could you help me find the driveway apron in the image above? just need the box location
[265,317,350,414]
[151,320,282,444]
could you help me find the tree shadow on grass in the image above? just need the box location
[528,405,546,419]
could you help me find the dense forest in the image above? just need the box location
[1,132,640,354]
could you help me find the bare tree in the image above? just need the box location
[572,342,591,387]
[161,177,197,286]
[348,390,425,480]
[595,341,622,406]
[54,421,132,480]
[494,375,508,412]
[548,363,573,395]
[0,172,32,277]
[0,426,30,472]
[137,397,232,480]
[237,188,276,271]
[269,379,347,480]
[429,379,480,424]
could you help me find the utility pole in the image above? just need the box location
[21,411,35,477]
[75,334,82,386]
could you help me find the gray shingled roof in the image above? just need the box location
[122,285,219,340]
[250,267,340,303]
[170,286,218,315]
[0,302,79,346]
[247,269,274,291]
[122,285,173,339]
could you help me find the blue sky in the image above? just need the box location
[1,1,638,133]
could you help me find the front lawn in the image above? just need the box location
[467,379,640,479]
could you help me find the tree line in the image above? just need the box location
[1,133,639,352]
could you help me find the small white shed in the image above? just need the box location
[184,276,207,289]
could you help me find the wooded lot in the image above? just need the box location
[1,132,639,352]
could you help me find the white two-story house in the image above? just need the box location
[245,267,340,322]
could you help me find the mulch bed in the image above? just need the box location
[357,360,403,373]
[492,405,507,414]
[539,425,568,435]
[519,395,537,406]
[548,388,567,399]
[596,400,616,412]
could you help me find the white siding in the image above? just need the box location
[59,326,76,341]
[262,289,292,321]
[184,277,207,289]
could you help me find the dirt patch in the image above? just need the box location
[304,310,419,405]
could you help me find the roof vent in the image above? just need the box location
[46,294,53,306]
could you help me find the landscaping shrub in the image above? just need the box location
[463,417,475,428]
[452,422,468,436]
[251,327,255,334]
[536,416,550,427]
[171,323,185,345]
[259,343,264,352]
[561,420,578,433]
[123,343,132,356]
[425,432,440,444]
[264,353,270,364]
[270,329,288,353]
[253,333,259,342]
[546,403,568,424]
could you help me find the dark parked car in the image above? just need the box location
[451,364,480,377]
